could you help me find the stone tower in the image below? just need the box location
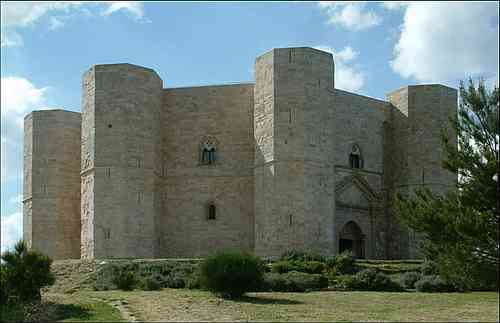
[23,110,81,259]
[385,85,458,258]
[254,47,336,257]
[80,64,163,259]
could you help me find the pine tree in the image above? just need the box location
[396,78,499,290]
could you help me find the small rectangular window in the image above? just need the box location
[208,204,216,220]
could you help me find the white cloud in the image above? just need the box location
[1,212,22,254]
[315,46,365,92]
[1,77,50,183]
[390,2,499,83]
[1,2,148,47]
[318,2,382,31]
[0,29,23,47]
[49,17,65,30]
[101,2,145,21]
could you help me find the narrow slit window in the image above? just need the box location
[208,204,216,220]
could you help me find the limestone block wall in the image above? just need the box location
[23,110,81,259]
[329,89,389,258]
[161,84,255,257]
[386,85,458,258]
[254,47,336,257]
[81,64,163,259]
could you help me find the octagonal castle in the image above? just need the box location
[23,47,457,260]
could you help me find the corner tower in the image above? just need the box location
[385,84,458,258]
[254,47,336,257]
[23,110,81,259]
[80,64,163,259]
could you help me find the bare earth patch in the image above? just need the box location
[81,289,499,322]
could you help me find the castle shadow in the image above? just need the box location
[40,302,92,321]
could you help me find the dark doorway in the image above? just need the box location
[339,239,353,254]
[338,221,365,258]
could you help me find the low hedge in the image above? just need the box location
[263,271,328,292]
[338,268,404,292]
[415,275,457,292]
[94,259,199,291]
[400,271,422,289]
[270,260,327,274]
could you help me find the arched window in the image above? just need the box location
[207,203,216,220]
[349,144,363,169]
[201,139,216,165]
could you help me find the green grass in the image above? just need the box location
[1,295,123,322]
[57,302,122,322]
[90,288,499,322]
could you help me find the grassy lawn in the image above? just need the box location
[81,288,499,322]
[2,293,123,322]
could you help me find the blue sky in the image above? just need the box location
[1,1,499,252]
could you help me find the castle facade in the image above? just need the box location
[23,47,457,260]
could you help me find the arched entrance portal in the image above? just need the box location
[339,221,365,258]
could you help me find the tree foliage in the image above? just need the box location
[0,240,55,305]
[396,78,499,290]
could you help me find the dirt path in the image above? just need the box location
[109,299,139,322]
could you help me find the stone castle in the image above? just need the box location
[23,47,457,260]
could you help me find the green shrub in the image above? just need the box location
[340,268,403,292]
[263,271,328,292]
[139,277,161,291]
[401,271,423,289]
[271,261,296,274]
[186,271,202,290]
[304,261,327,274]
[1,240,55,304]
[199,251,264,298]
[420,260,439,275]
[284,271,328,291]
[280,250,325,262]
[163,274,186,288]
[113,271,137,291]
[262,273,290,291]
[271,260,327,275]
[332,251,356,274]
[415,275,456,292]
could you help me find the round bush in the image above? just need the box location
[401,271,422,289]
[415,275,456,292]
[420,260,439,275]
[340,268,403,292]
[200,251,264,298]
[332,251,356,275]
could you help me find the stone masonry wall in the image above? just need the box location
[330,89,389,258]
[161,84,255,257]
[81,64,163,259]
[387,85,458,258]
[24,47,458,260]
[254,48,336,257]
[23,110,81,259]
